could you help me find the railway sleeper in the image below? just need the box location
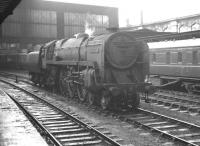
[42,120,72,125]
[44,122,75,127]
[162,128,189,134]
[179,106,188,111]
[47,125,80,130]
[50,127,85,134]
[170,103,181,108]
[175,132,200,138]
[188,107,200,113]
[62,139,102,146]
[55,132,91,138]
[164,102,173,107]
[59,135,97,142]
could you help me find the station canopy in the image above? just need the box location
[120,28,200,42]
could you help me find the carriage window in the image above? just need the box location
[178,52,182,63]
[193,50,198,65]
[166,52,170,64]
[152,53,156,62]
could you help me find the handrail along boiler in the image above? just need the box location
[26,31,151,109]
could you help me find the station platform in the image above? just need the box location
[0,89,48,146]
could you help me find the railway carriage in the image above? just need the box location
[149,38,200,92]
[0,53,27,69]
[0,54,7,68]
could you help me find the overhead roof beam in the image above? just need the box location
[0,0,21,24]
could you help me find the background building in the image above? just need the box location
[0,0,118,53]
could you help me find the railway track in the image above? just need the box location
[2,73,200,145]
[146,90,200,115]
[54,92,200,146]
[0,78,122,146]
[3,71,200,114]
[118,108,200,146]
[4,71,200,115]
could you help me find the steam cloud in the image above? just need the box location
[84,21,95,37]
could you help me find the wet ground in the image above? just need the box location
[0,88,48,146]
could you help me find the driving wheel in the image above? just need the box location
[77,85,87,102]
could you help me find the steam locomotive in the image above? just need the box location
[1,31,152,109]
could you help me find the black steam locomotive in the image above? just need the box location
[2,31,152,109]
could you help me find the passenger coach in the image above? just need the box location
[149,38,200,92]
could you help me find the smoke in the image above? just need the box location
[84,21,95,37]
